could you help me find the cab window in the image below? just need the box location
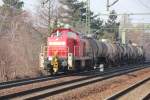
[51,31,62,37]
[67,32,77,39]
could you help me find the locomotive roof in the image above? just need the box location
[51,28,84,37]
[52,28,75,34]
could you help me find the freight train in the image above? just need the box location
[39,28,145,74]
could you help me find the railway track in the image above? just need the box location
[0,69,103,90]
[0,63,147,90]
[0,73,70,90]
[0,64,149,100]
[107,76,150,100]
[143,93,150,100]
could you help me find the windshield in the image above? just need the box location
[51,31,62,37]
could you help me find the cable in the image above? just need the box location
[137,0,150,9]
[109,0,119,7]
[98,13,150,16]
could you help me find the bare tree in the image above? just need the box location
[0,5,43,81]
[35,0,60,36]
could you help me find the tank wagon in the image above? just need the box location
[39,28,145,74]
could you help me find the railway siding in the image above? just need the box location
[47,65,150,100]
[107,77,150,100]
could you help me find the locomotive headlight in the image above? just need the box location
[48,42,66,46]
[48,56,52,61]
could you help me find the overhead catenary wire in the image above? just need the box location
[137,0,150,9]
[102,28,150,30]
[107,0,119,11]
[108,0,119,7]
[98,13,150,16]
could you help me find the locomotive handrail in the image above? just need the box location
[74,46,81,57]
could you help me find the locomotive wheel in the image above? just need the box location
[75,60,83,72]
[63,66,68,74]
[85,60,93,71]
[49,67,54,75]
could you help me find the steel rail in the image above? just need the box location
[143,93,150,100]
[0,64,149,100]
[1,63,148,90]
[106,77,150,100]
[0,73,66,90]
[0,70,98,90]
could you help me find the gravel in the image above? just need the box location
[46,67,150,100]
[1,66,150,100]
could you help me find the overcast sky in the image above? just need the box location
[22,0,150,13]
[0,0,150,22]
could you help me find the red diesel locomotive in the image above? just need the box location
[39,28,144,74]
[40,28,93,74]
